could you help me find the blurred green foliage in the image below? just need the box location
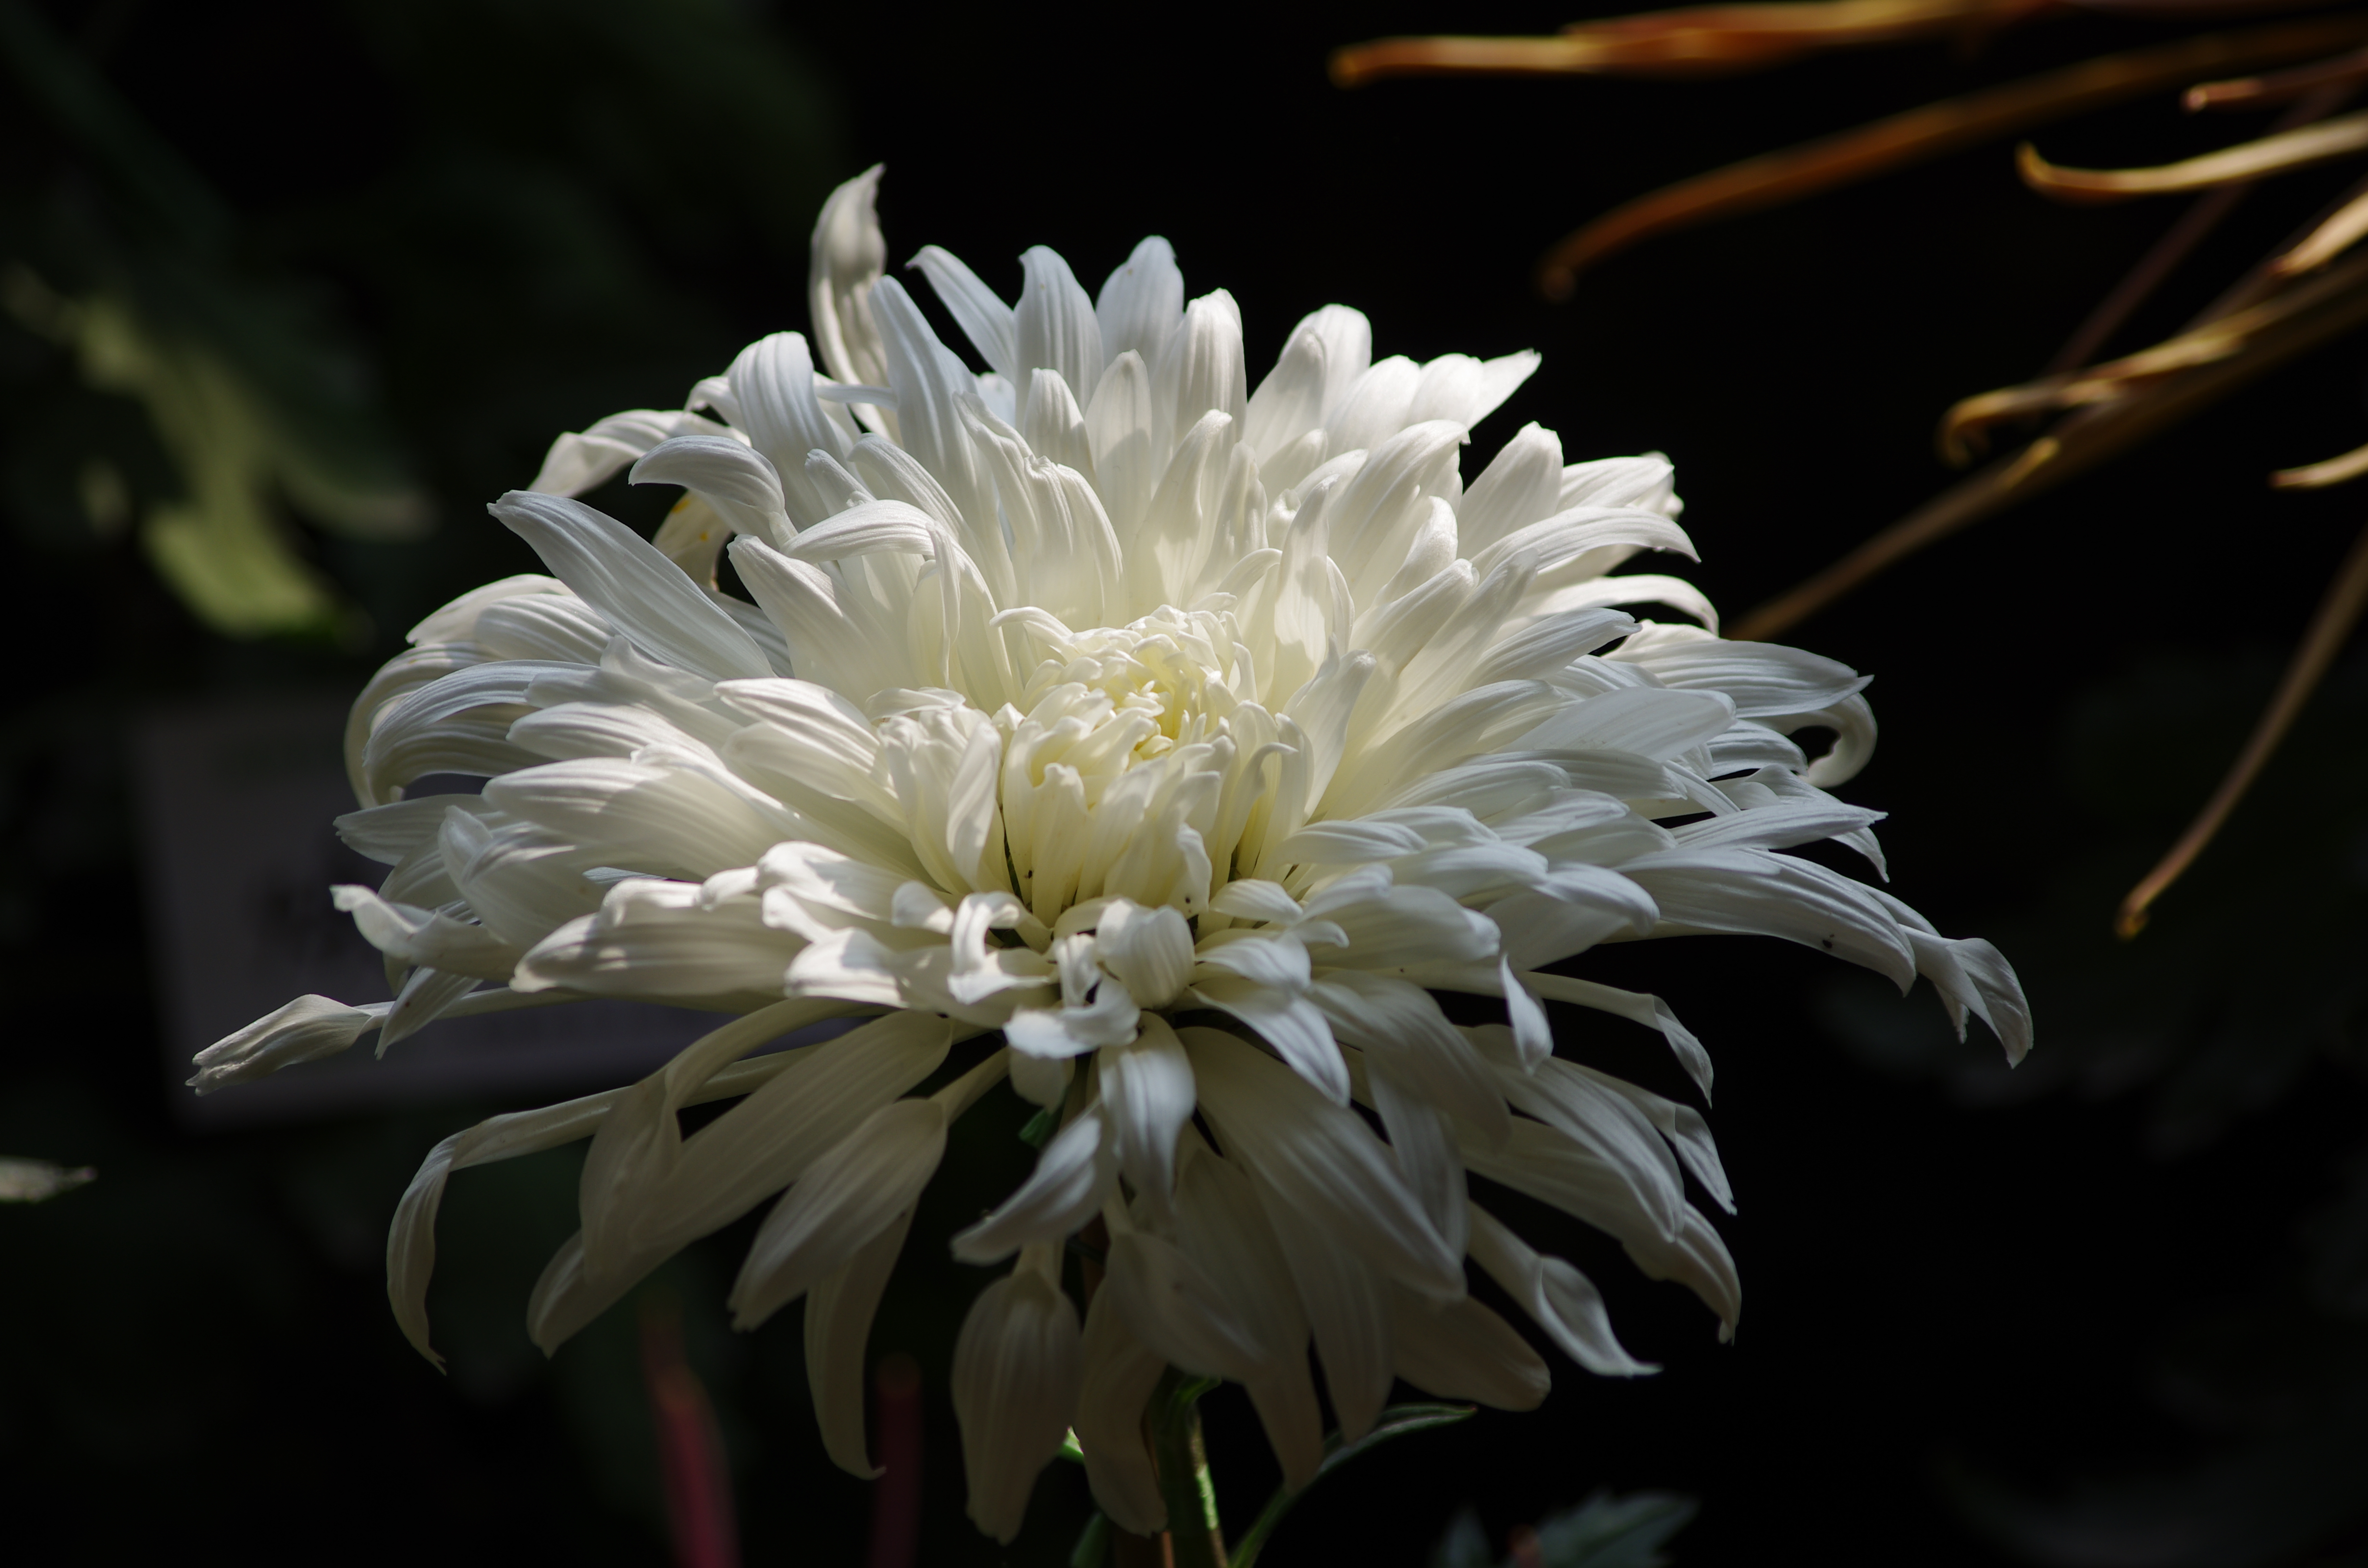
[1430,1490,1697,1568]
[0,0,840,645]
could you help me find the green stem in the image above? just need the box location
[1151,1371,1225,1568]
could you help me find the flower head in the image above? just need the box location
[202,166,2028,1542]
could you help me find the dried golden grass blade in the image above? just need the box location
[2272,181,2368,272]
[1942,248,2368,458]
[1942,315,2254,458]
[2186,43,2368,109]
[1728,249,2368,641]
[2019,108,2368,202]
[1331,0,2027,85]
[2048,85,2354,370]
[1532,16,2368,295]
[2116,516,2368,935]
[2271,436,2368,486]
[2045,181,2253,372]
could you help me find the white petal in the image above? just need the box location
[1103,1229,1265,1384]
[1279,304,1369,423]
[1459,422,1566,556]
[1468,506,1696,584]
[1096,236,1184,371]
[1187,977,1345,1104]
[951,1105,1114,1262]
[1387,1284,1550,1409]
[610,1009,945,1263]
[1183,1026,1461,1297]
[1085,350,1158,540]
[1206,878,1308,926]
[1094,899,1195,1008]
[1515,686,1737,762]
[549,1008,942,1343]
[1621,846,1917,990]
[631,433,791,549]
[1172,1151,1325,1488]
[809,165,889,392]
[1496,1058,1686,1241]
[1472,608,1639,686]
[952,1264,1083,1544]
[1153,290,1246,451]
[1254,1188,1394,1442]
[1367,1051,1470,1259]
[378,966,482,1051]
[393,1041,824,1364]
[1521,972,1714,1101]
[189,994,383,1093]
[1004,974,1142,1058]
[1100,1016,1196,1207]
[1869,888,2033,1065]
[804,1204,915,1478]
[1275,816,1429,864]
[780,497,944,564]
[1310,971,1507,1142]
[1246,324,1327,461]
[1667,795,1885,858]
[1468,1205,1656,1376]
[1463,1125,1743,1334]
[1484,866,1660,971]
[1789,693,1878,788]
[333,884,521,981]
[1558,453,1679,514]
[1325,354,1420,457]
[1075,1289,1169,1534]
[909,245,1017,380]
[1190,930,1312,990]
[1611,631,1867,719]
[484,758,793,880]
[1521,573,1720,634]
[490,491,772,681]
[1325,420,1465,612]
[729,1097,948,1328]
[529,409,730,498]
[1015,246,1102,427]
[1407,350,1538,430]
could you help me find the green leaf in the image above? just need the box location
[1070,1510,1111,1568]
[1018,1103,1059,1149]
[1426,1489,1698,1568]
[1228,1403,1476,1568]
[1525,1490,1698,1568]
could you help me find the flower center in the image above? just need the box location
[1011,605,1243,763]
[996,605,1269,928]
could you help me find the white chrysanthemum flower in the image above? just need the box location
[199,166,2028,1543]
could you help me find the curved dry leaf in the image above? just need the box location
[2019,108,2368,202]
[2271,436,2368,487]
[1332,0,2026,85]
[1528,16,2368,294]
[2274,183,2368,274]
[2186,43,2368,110]
[1731,249,2368,641]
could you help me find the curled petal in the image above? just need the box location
[951,1262,1083,1544]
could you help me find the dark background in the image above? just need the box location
[3,0,2365,1564]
